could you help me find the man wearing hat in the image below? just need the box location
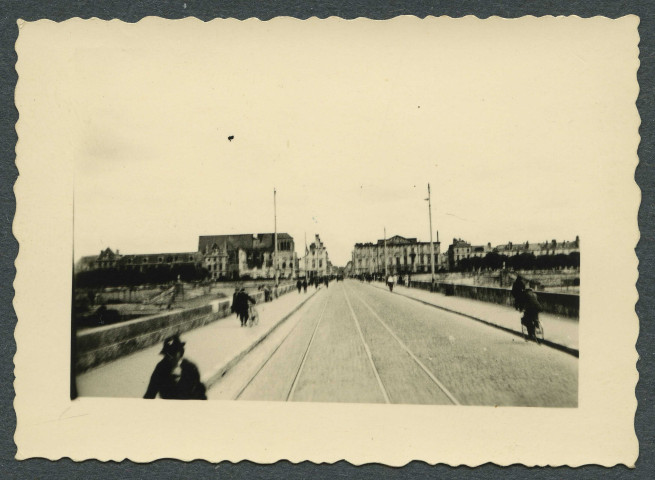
[143,334,207,400]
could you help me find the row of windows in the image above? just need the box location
[278,240,293,251]
[357,254,438,264]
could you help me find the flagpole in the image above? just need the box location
[428,183,435,285]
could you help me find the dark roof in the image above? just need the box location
[376,235,418,245]
[198,233,293,252]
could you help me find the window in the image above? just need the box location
[319,260,323,267]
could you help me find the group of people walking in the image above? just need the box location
[296,276,331,293]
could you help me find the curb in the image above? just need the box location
[368,283,579,358]
[202,287,321,389]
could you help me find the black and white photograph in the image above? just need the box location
[13,16,639,465]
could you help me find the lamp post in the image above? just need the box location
[426,183,436,287]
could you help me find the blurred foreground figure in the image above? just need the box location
[144,334,207,400]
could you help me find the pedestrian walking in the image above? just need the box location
[302,278,308,293]
[296,278,302,293]
[143,334,207,400]
[234,287,256,327]
[386,274,395,292]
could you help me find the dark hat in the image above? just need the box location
[160,334,185,355]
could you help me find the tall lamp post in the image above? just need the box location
[426,183,436,288]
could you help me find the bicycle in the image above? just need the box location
[247,304,259,327]
[521,315,544,344]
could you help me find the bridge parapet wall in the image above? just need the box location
[75,285,295,373]
[410,281,578,318]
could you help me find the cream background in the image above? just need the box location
[13,16,639,465]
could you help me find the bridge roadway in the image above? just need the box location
[208,280,578,406]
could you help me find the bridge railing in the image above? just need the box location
[409,281,579,318]
[75,284,297,373]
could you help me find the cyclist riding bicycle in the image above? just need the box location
[520,286,542,342]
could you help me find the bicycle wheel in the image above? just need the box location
[520,323,529,341]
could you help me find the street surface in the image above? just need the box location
[209,280,578,407]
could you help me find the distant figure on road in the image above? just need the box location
[324,276,329,288]
[166,291,176,310]
[234,288,256,327]
[296,279,302,293]
[511,275,526,311]
[521,287,542,341]
[386,274,395,292]
[143,334,207,400]
[302,278,308,293]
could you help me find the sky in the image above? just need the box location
[58,18,637,266]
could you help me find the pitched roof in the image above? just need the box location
[198,233,293,252]
[376,235,417,245]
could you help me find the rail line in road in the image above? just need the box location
[233,282,461,404]
[286,294,330,401]
[343,286,391,404]
[234,291,330,400]
[343,289,460,405]
[220,281,575,406]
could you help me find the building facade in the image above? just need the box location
[448,239,493,268]
[448,236,580,269]
[74,247,203,274]
[298,234,330,280]
[494,236,580,257]
[352,235,441,276]
[198,233,296,280]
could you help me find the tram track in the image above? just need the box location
[234,282,461,405]
[219,280,575,407]
[234,290,329,400]
[343,284,460,405]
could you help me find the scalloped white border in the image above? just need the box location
[13,15,640,466]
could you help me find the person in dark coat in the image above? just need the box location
[296,279,302,293]
[144,334,207,400]
[302,278,308,293]
[234,288,256,327]
[511,275,526,311]
[521,287,542,341]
